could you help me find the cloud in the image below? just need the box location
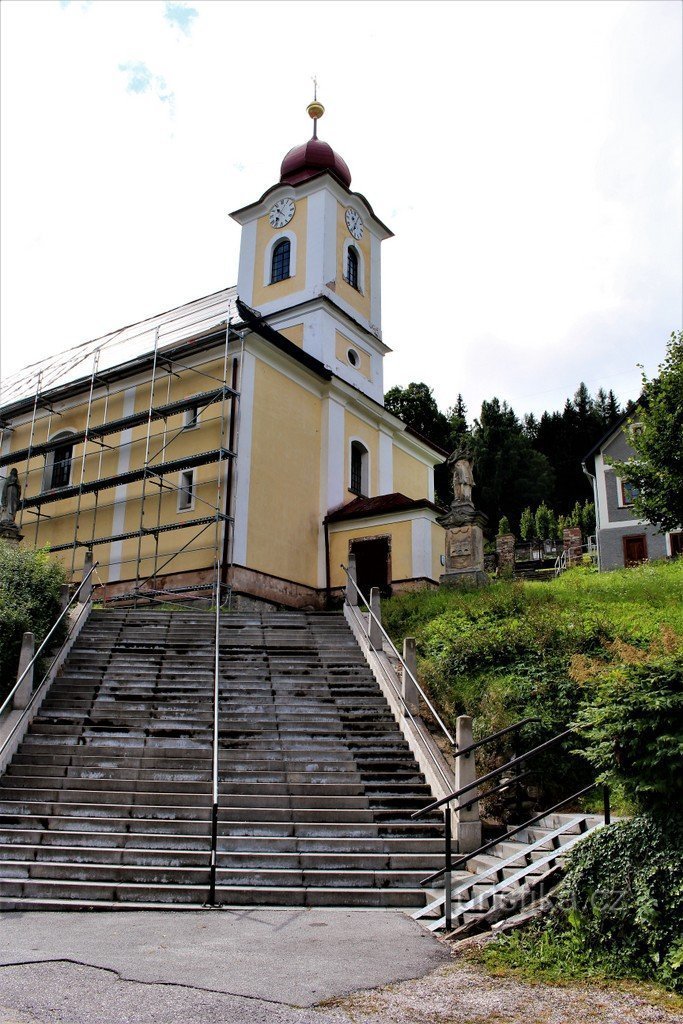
[59,1,92,9]
[164,2,198,36]
[118,61,174,109]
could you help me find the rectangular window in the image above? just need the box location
[620,479,639,506]
[178,469,194,511]
[184,405,199,430]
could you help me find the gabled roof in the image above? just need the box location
[582,399,641,473]
[324,492,445,524]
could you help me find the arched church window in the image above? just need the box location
[271,239,291,283]
[346,246,359,290]
[45,431,75,490]
[350,440,368,497]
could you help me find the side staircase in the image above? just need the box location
[414,811,604,932]
[0,609,446,909]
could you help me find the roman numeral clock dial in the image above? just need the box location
[269,197,296,228]
[345,207,364,240]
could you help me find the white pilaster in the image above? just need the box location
[370,231,382,332]
[108,385,137,583]
[231,350,256,566]
[327,397,346,510]
[378,430,393,495]
[305,190,326,293]
[236,221,257,306]
[411,516,432,579]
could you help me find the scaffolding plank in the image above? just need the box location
[21,448,235,508]
[0,387,236,468]
[45,514,230,552]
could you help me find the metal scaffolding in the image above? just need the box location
[1,311,242,608]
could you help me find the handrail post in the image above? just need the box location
[444,808,452,931]
[13,633,35,710]
[402,637,419,716]
[603,784,611,825]
[369,587,382,649]
[455,715,481,853]
[346,553,358,607]
[80,550,94,604]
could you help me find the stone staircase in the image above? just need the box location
[0,609,445,909]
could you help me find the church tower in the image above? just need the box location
[230,100,393,404]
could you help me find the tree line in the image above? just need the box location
[384,380,628,535]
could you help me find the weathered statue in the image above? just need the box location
[447,446,475,505]
[0,468,21,524]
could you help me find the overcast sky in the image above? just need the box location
[1,0,681,420]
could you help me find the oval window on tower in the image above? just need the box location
[347,348,359,368]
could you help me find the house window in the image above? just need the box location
[346,246,359,290]
[350,441,368,497]
[271,239,291,283]
[46,433,75,490]
[184,404,199,430]
[178,469,195,511]
[620,479,639,506]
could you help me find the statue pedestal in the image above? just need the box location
[438,507,488,588]
[0,522,23,546]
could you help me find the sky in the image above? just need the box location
[1,0,681,421]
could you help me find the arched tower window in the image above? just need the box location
[346,246,359,290]
[350,440,369,497]
[271,238,291,283]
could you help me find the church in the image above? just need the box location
[0,102,447,608]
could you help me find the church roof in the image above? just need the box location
[324,493,444,524]
[280,137,352,188]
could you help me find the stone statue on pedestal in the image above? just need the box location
[0,468,24,545]
[1,469,21,524]
[438,445,488,587]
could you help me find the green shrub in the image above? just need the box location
[0,543,67,698]
[575,657,683,814]
[485,813,683,991]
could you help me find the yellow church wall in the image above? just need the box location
[344,411,379,496]
[279,324,304,348]
[393,447,430,500]
[251,198,308,309]
[335,332,371,381]
[328,519,413,590]
[335,202,371,321]
[246,359,321,587]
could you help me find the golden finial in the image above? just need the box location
[307,76,324,137]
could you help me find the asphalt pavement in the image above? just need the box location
[0,908,450,1023]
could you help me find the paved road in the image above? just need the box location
[0,908,448,1022]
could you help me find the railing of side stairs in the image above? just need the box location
[412,732,611,931]
[0,559,99,773]
[340,562,539,807]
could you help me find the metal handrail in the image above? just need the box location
[341,563,455,747]
[421,782,604,886]
[208,562,221,906]
[455,717,540,760]
[0,590,94,761]
[412,728,575,819]
[0,560,99,721]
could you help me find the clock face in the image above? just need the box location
[345,207,364,240]
[269,197,295,229]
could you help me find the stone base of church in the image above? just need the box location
[95,564,326,610]
[229,564,324,610]
[0,523,23,546]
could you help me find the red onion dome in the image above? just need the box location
[280,137,352,188]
